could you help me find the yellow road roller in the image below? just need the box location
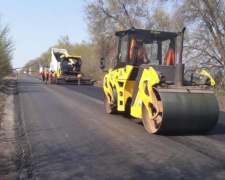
[100,27,219,134]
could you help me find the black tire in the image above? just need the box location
[104,91,117,114]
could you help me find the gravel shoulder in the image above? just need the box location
[0,77,34,180]
[0,77,19,179]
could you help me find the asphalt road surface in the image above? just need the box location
[17,76,225,180]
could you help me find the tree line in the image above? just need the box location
[0,23,13,79]
[2,0,225,89]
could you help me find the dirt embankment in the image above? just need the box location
[0,85,6,127]
[0,77,35,180]
[0,78,19,179]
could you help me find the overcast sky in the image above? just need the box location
[0,0,89,68]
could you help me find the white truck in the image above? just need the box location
[50,48,93,85]
[50,48,68,73]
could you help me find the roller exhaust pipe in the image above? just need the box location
[174,27,186,86]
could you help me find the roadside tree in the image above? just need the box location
[174,0,225,88]
[0,24,13,79]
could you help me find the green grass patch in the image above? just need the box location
[214,90,225,96]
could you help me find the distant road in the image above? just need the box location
[17,75,225,180]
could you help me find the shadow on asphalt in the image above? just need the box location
[122,111,225,136]
[208,111,225,135]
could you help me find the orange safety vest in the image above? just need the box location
[49,72,53,77]
[44,70,49,77]
[165,48,175,65]
[137,46,146,59]
[129,39,135,60]
[41,71,44,76]
[77,74,82,78]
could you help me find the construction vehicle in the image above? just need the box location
[50,48,93,85]
[100,27,219,134]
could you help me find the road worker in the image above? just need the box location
[49,70,54,84]
[137,40,150,64]
[77,73,82,85]
[41,70,45,82]
[130,39,150,65]
[165,42,175,65]
[44,69,49,84]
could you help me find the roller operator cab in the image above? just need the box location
[100,27,219,134]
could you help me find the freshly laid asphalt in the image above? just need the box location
[17,76,225,180]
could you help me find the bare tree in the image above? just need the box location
[85,0,149,31]
[0,24,14,78]
[84,0,150,68]
[175,0,225,88]
[146,7,174,31]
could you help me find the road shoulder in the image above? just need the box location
[0,77,20,179]
[0,77,35,180]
